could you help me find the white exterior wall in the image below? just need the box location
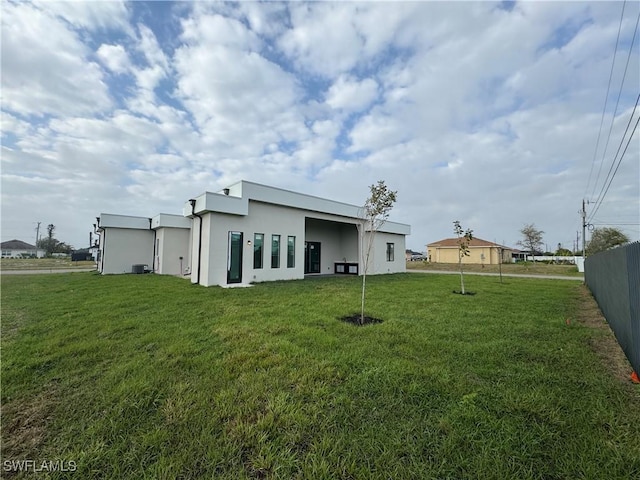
[155,227,191,275]
[100,228,154,274]
[360,232,407,275]
[366,231,407,275]
[189,197,405,286]
[196,201,306,286]
[1,249,44,258]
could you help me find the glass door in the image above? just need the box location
[227,231,243,284]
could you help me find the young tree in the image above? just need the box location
[586,227,629,255]
[453,220,473,294]
[359,180,397,325]
[517,223,544,260]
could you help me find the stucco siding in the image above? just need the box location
[100,228,154,274]
[428,246,511,265]
[155,227,190,275]
[197,202,306,286]
[368,232,406,274]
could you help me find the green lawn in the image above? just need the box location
[1,272,638,479]
[406,260,583,277]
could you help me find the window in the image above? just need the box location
[386,243,395,262]
[253,233,264,269]
[271,234,280,268]
[287,236,295,268]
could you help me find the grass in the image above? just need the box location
[407,260,583,277]
[0,258,95,270]
[1,272,638,479]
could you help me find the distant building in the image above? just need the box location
[1,239,44,258]
[426,237,513,265]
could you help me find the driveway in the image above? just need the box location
[407,270,584,281]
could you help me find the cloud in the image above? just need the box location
[1,2,112,117]
[326,75,378,112]
[33,0,131,33]
[278,3,367,77]
[97,44,132,74]
[173,10,307,159]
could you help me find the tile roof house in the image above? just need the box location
[1,239,43,258]
[97,180,411,287]
[426,237,513,265]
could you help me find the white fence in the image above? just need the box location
[524,255,583,270]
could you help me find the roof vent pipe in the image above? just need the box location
[223,188,230,196]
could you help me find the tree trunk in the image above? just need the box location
[360,270,366,325]
[459,256,465,294]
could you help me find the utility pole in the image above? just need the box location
[35,222,41,257]
[582,199,587,257]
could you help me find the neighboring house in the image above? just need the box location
[426,237,513,265]
[97,180,411,287]
[1,239,43,258]
[511,249,528,262]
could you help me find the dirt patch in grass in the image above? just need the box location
[575,285,636,385]
[1,382,58,462]
[340,314,383,326]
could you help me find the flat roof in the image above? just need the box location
[184,180,411,235]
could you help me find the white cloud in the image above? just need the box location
[278,3,367,78]
[326,75,378,112]
[97,44,132,74]
[33,0,131,33]
[1,2,111,117]
[348,111,408,153]
[174,11,307,159]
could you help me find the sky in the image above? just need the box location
[1,0,639,253]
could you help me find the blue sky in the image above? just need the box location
[1,1,639,251]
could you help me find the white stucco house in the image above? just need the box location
[96,180,410,287]
[1,239,44,258]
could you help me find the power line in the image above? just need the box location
[588,113,640,223]
[587,92,639,221]
[590,6,640,199]
[589,92,640,207]
[592,223,640,226]
[585,0,627,197]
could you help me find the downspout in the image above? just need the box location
[100,230,105,272]
[97,217,105,273]
[150,218,157,273]
[189,199,203,285]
